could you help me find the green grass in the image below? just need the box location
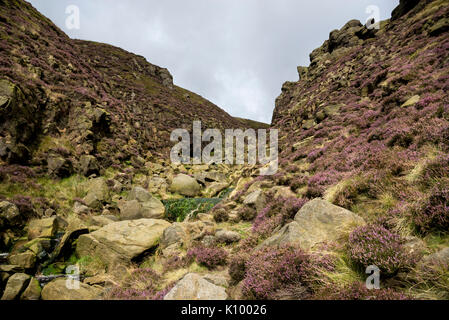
[162,198,222,222]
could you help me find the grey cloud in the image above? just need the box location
[29,0,399,123]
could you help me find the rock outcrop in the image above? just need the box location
[164,273,228,300]
[76,219,171,266]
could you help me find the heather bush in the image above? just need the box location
[186,246,228,269]
[348,224,411,275]
[242,246,311,300]
[108,268,170,300]
[162,255,189,273]
[237,206,257,221]
[312,282,411,300]
[229,252,249,283]
[419,155,449,187]
[213,208,229,223]
[412,181,449,234]
[252,195,307,237]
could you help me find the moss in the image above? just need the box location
[42,262,66,275]
[162,198,222,222]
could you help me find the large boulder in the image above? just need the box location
[1,273,30,300]
[164,273,227,300]
[76,219,171,265]
[261,199,365,250]
[170,174,201,197]
[41,279,101,300]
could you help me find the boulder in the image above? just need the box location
[76,219,171,265]
[160,223,187,249]
[120,187,165,220]
[0,201,20,227]
[203,182,229,198]
[8,251,36,269]
[73,201,90,215]
[164,273,227,300]
[41,279,101,300]
[27,217,57,240]
[1,273,30,300]
[170,174,201,197]
[82,178,110,209]
[47,156,73,178]
[215,230,241,244]
[79,155,99,177]
[20,277,41,300]
[118,198,165,220]
[261,199,365,250]
[243,189,266,212]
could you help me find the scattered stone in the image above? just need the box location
[119,187,165,220]
[164,273,228,300]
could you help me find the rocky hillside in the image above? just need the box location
[1,0,449,301]
[0,0,257,172]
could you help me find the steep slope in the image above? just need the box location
[0,0,244,172]
[271,0,449,224]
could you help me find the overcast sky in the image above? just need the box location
[29,0,399,123]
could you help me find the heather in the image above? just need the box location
[348,224,413,275]
[107,268,172,300]
[312,282,411,300]
[186,246,228,269]
[241,246,312,300]
[1,0,449,301]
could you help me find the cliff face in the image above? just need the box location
[271,0,449,211]
[0,0,246,172]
